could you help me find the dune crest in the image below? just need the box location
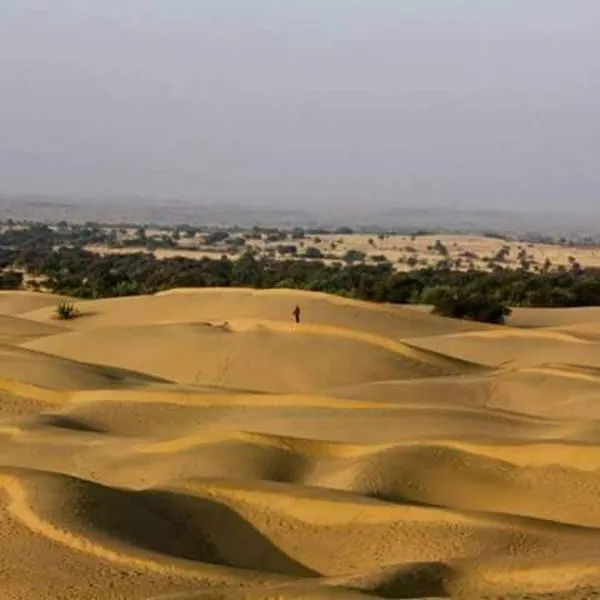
[1,288,600,599]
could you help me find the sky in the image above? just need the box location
[0,1,599,212]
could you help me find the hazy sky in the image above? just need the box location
[1,1,599,211]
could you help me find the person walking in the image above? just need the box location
[292,305,301,324]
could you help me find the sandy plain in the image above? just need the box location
[85,232,600,271]
[1,288,600,599]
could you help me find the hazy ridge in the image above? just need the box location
[3,195,600,236]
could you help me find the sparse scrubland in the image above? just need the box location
[1,221,600,598]
[1,222,600,324]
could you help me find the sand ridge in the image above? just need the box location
[1,288,600,598]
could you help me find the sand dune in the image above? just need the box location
[508,306,600,329]
[22,287,494,338]
[1,289,600,598]
[0,290,73,316]
[24,319,483,392]
[0,344,168,394]
[0,313,66,344]
[405,328,600,370]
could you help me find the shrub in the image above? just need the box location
[56,302,78,320]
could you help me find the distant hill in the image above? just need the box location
[2,193,600,237]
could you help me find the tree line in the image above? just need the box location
[3,233,600,323]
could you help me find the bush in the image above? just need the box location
[56,302,78,320]
[431,290,511,324]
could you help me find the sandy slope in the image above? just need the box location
[1,290,600,599]
[508,306,600,329]
[21,287,495,338]
[0,290,73,316]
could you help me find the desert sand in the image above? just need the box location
[1,288,600,599]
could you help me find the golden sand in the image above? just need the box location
[0,289,599,599]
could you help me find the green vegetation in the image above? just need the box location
[0,223,599,325]
[428,287,511,324]
[304,247,324,259]
[56,301,78,320]
[0,270,23,290]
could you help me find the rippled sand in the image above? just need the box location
[1,289,600,599]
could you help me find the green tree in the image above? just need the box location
[304,247,324,259]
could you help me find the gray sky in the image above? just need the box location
[1,1,599,211]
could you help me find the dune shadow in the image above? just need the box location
[17,342,174,385]
[361,562,452,599]
[85,362,174,385]
[366,490,433,509]
[61,310,100,320]
[74,481,320,578]
[36,413,108,434]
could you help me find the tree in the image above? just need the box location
[370,254,388,263]
[419,284,454,305]
[429,240,449,256]
[276,244,298,256]
[0,271,23,290]
[304,247,324,259]
[343,249,366,264]
[232,252,265,287]
[431,289,511,324]
[492,246,510,263]
[291,227,305,240]
[204,230,230,245]
[7,222,600,320]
